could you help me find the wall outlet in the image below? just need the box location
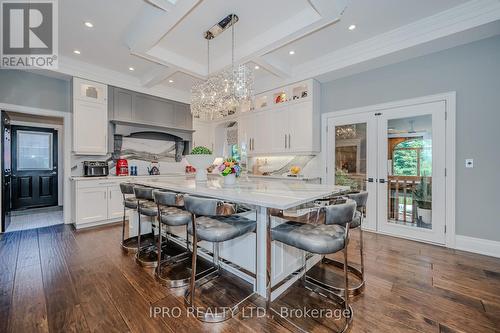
[465,159,474,168]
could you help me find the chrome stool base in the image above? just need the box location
[307,257,365,297]
[135,247,159,268]
[121,233,156,254]
[302,279,353,333]
[184,269,256,323]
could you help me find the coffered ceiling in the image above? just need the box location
[56,0,500,103]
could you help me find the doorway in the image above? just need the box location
[11,125,58,210]
[325,96,454,245]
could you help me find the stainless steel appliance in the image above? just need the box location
[83,161,109,177]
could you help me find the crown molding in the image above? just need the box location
[290,0,500,84]
[54,56,190,103]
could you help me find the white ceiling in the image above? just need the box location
[53,0,500,103]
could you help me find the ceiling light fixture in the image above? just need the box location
[168,79,174,83]
[254,65,260,70]
[128,67,135,71]
[73,50,81,54]
[348,24,356,31]
[289,50,295,55]
[191,14,254,120]
[84,21,94,28]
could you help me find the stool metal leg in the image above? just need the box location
[157,210,162,273]
[266,209,272,311]
[188,214,197,307]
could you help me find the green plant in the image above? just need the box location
[413,176,432,209]
[191,146,212,155]
[335,169,360,191]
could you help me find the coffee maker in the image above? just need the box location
[116,159,129,176]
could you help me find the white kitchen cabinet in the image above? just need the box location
[192,119,215,151]
[286,100,318,153]
[73,180,125,229]
[239,112,271,154]
[107,185,125,220]
[75,187,109,225]
[72,78,108,155]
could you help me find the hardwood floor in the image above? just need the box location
[1,223,500,333]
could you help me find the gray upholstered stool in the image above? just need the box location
[134,186,159,268]
[315,192,368,296]
[267,200,357,332]
[183,196,257,323]
[153,189,193,287]
[120,183,154,253]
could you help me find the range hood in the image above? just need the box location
[111,120,194,142]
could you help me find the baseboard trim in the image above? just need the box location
[455,235,500,259]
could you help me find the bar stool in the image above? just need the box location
[267,200,357,333]
[184,196,257,323]
[153,189,193,287]
[134,186,159,267]
[311,191,368,297]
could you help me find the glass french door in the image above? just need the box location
[327,114,377,231]
[377,101,446,244]
[327,101,447,244]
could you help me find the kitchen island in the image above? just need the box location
[132,176,348,299]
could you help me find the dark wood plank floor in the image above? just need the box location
[1,223,500,333]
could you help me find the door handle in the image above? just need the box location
[379,179,386,183]
[284,134,287,149]
[288,134,291,149]
[365,178,374,183]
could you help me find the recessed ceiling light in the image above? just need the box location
[289,50,295,55]
[254,65,260,70]
[84,21,94,28]
[168,79,174,83]
[73,50,81,54]
[128,67,135,71]
[348,24,356,31]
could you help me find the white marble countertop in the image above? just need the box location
[70,173,185,181]
[246,174,321,181]
[133,177,348,210]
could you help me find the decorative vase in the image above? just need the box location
[223,173,237,186]
[185,154,214,182]
[417,207,432,225]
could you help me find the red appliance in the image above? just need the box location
[116,159,129,176]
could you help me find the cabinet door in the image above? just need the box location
[252,112,271,154]
[107,186,124,219]
[113,88,133,121]
[193,120,214,151]
[76,187,108,225]
[73,78,107,104]
[269,106,289,153]
[237,115,252,152]
[288,101,315,153]
[73,100,108,155]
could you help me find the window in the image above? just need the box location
[17,131,53,170]
[392,138,432,176]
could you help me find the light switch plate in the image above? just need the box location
[465,159,474,168]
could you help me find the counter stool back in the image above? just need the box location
[183,195,257,323]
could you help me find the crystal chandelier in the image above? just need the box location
[191,14,254,120]
[336,125,358,139]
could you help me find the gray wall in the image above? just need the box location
[321,35,500,242]
[0,70,70,112]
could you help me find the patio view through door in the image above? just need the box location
[327,100,447,245]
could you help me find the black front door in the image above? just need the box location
[1,111,12,231]
[11,126,58,210]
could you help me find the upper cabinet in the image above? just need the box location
[72,78,108,155]
[109,87,192,130]
[238,79,320,156]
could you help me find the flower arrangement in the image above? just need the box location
[218,158,241,177]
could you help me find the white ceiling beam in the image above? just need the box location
[140,67,176,88]
[126,0,201,54]
[143,0,175,12]
[252,58,291,79]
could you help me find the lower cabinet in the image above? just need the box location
[73,181,125,229]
